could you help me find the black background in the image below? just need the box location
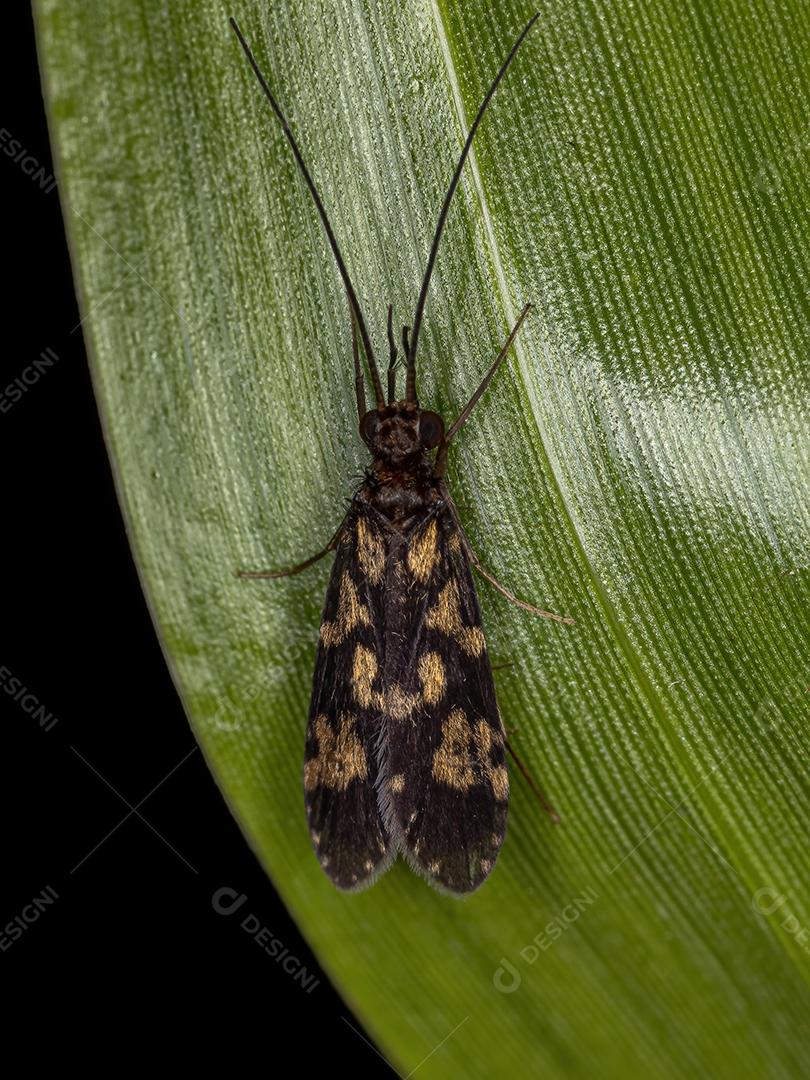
[3,8,385,1070]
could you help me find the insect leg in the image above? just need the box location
[505,738,562,824]
[236,519,345,580]
[468,546,575,625]
[439,485,575,624]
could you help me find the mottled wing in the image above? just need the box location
[304,506,393,890]
[380,503,509,894]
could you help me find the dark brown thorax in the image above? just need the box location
[360,401,444,530]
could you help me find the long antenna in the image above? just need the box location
[230,17,385,408]
[406,13,540,403]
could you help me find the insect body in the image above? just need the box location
[231,15,572,894]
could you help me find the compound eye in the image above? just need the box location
[360,410,381,443]
[418,410,444,448]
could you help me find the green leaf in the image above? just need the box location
[35,0,809,1074]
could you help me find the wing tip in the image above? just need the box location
[327,856,396,893]
[401,846,502,897]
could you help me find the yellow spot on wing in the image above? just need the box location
[460,625,486,656]
[432,708,475,790]
[352,645,379,707]
[304,712,368,791]
[357,517,386,584]
[475,720,509,801]
[418,651,446,704]
[430,712,509,798]
[390,774,405,793]
[489,765,509,801]
[385,684,419,719]
[320,572,371,647]
[425,579,486,656]
[352,648,420,718]
[407,519,440,582]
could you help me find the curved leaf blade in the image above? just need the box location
[35,0,809,1076]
